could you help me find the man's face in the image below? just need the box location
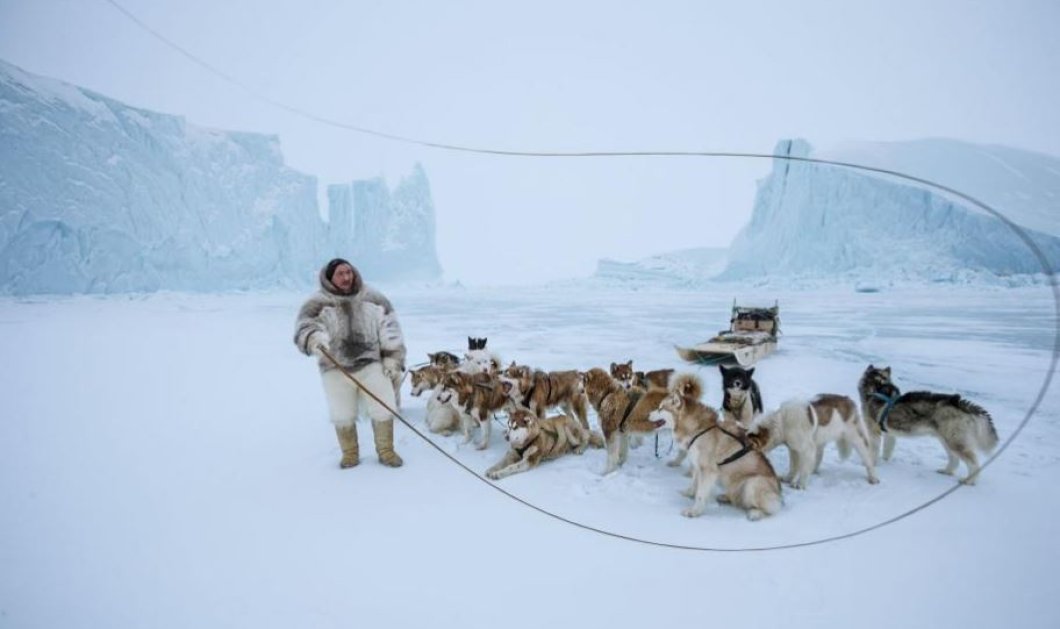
[332,264,355,292]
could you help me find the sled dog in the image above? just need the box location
[461,338,501,375]
[580,367,667,474]
[610,361,674,391]
[651,373,781,520]
[428,351,461,370]
[609,361,673,451]
[747,395,879,488]
[441,371,512,449]
[499,363,590,429]
[410,365,461,435]
[485,409,604,480]
[858,365,998,485]
[719,365,763,427]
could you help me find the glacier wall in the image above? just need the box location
[0,60,326,294]
[0,60,442,295]
[327,164,442,282]
[720,139,1060,282]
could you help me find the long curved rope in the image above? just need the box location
[108,0,1059,549]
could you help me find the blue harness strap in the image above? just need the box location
[871,391,898,432]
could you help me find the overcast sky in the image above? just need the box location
[1,0,1058,285]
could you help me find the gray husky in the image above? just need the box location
[857,365,998,485]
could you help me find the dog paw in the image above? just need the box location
[681,507,702,518]
[867,475,880,485]
[959,475,978,486]
[716,494,732,504]
[666,459,681,467]
[746,509,764,521]
[936,468,956,476]
[486,471,501,480]
[475,441,488,451]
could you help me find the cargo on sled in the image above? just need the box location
[675,301,780,367]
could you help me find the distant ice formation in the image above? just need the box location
[0,60,441,295]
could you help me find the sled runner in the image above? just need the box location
[675,301,780,367]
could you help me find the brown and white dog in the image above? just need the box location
[746,395,879,489]
[650,373,782,520]
[858,365,998,485]
[609,361,673,450]
[409,364,461,435]
[580,367,667,474]
[499,363,590,429]
[609,360,673,391]
[440,371,513,449]
[485,409,604,480]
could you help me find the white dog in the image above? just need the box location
[747,394,879,489]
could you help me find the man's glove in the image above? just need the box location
[310,332,331,358]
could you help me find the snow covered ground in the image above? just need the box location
[1,282,1057,628]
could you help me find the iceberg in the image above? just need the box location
[0,60,442,295]
[719,139,1060,283]
[327,164,442,282]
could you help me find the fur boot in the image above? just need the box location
[373,420,404,467]
[335,424,360,469]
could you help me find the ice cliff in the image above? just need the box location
[719,139,1060,283]
[327,164,442,282]
[0,60,441,295]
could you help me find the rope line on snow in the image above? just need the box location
[107,0,1059,550]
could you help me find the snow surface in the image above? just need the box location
[1,282,1057,628]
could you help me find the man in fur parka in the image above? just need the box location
[294,258,408,468]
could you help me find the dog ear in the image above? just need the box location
[882,367,891,377]
[719,364,729,376]
[746,367,755,378]
[624,360,632,369]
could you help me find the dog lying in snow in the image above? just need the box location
[746,394,879,489]
[485,409,604,480]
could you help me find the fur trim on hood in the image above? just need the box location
[319,260,364,296]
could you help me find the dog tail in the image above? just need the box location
[957,397,999,453]
[670,372,703,401]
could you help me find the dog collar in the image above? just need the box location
[871,391,899,432]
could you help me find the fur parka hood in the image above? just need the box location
[293,261,406,373]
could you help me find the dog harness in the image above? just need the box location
[871,391,899,432]
[618,390,643,431]
[686,424,753,466]
[521,371,553,409]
